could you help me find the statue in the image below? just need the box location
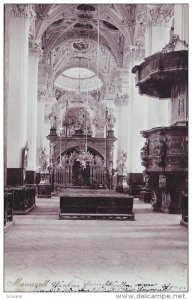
[39,148,48,172]
[155,140,167,166]
[23,141,29,169]
[49,113,57,128]
[116,150,129,193]
[140,141,149,167]
[116,151,127,176]
[144,174,150,189]
[159,174,166,188]
[140,142,148,159]
[107,114,116,130]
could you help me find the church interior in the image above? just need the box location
[4,3,188,293]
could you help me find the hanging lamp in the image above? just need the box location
[76,9,93,169]
[96,4,100,101]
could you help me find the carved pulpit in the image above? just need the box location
[132,48,188,216]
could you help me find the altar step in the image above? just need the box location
[59,212,135,221]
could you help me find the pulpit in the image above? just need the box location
[132,49,188,216]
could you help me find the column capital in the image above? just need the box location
[137,4,174,29]
[124,45,145,64]
[29,43,43,58]
[10,4,36,20]
[38,90,47,103]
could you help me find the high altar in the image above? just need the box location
[47,127,116,192]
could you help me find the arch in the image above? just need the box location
[35,4,74,40]
[54,140,105,162]
[60,146,104,160]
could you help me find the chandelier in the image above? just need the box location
[71,5,101,169]
[76,147,93,169]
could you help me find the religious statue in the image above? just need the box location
[144,174,150,189]
[49,112,57,128]
[140,142,148,159]
[107,114,116,130]
[39,147,49,172]
[159,174,166,188]
[116,151,127,176]
[23,141,29,169]
[140,141,149,167]
[155,139,167,167]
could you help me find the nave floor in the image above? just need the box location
[4,197,188,293]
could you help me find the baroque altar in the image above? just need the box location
[47,128,116,191]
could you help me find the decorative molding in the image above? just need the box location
[145,4,174,27]
[114,92,129,105]
[29,43,43,58]
[124,45,145,62]
[121,20,136,33]
[140,141,149,168]
[137,4,174,29]
[162,34,188,53]
[38,90,47,103]
[10,4,36,20]
[171,80,187,124]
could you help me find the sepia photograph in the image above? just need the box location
[2,1,190,299]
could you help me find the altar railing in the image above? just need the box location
[52,165,107,190]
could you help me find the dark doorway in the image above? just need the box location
[72,160,90,187]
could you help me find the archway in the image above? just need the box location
[53,146,106,190]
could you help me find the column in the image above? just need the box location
[172,4,188,125]
[143,4,174,128]
[36,63,52,170]
[6,4,35,185]
[44,117,51,152]
[36,90,46,170]
[114,69,129,169]
[44,70,54,155]
[4,5,10,186]
[26,42,42,183]
[174,4,188,50]
[116,97,129,163]
[125,46,146,177]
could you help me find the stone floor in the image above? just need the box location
[4,196,188,293]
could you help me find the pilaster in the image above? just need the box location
[36,89,46,169]
[174,5,188,51]
[7,4,33,169]
[124,46,146,174]
[27,41,43,173]
[136,4,172,130]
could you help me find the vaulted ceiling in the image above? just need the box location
[32,4,157,136]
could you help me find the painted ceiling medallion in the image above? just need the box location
[73,42,89,52]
